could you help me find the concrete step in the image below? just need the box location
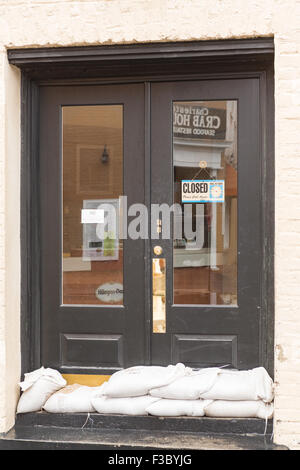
[0,425,286,450]
[0,412,288,450]
[15,411,273,435]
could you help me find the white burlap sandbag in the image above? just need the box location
[17,367,67,414]
[103,363,187,398]
[146,399,213,417]
[91,395,159,415]
[204,400,274,419]
[150,368,219,400]
[200,367,274,403]
[43,383,104,413]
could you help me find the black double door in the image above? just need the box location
[39,78,262,375]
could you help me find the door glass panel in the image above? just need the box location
[62,105,123,305]
[173,100,237,305]
[152,258,166,333]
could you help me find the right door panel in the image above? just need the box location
[151,79,261,369]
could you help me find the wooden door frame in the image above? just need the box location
[8,38,274,376]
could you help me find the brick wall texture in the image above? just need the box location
[0,0,300,449]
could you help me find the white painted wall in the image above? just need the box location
[0,0,299,449]
[0,53,20,433]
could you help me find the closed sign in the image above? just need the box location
[181,180,225,203]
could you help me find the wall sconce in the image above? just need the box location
[101,145,109,164]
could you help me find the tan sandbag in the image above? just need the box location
[17,367,67,414]
[43,383,104,413]
[146,398,213,417]
[91,395,160,415]
[204,400,274,419]
[103,363,187,398]
[150,368,219,400]
[200,367,274,403]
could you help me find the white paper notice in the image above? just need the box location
[81,209,104,224]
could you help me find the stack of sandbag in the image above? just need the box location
[17,363,188,415]
[147,367,274,419]
[17,367,107,414]
[17,364,274,419]
[92,365,274,419]
[92,363,188,415]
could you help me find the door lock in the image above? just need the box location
[153,245,163,256]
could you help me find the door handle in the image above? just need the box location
[153,245,163,256]
[152,257,166,333]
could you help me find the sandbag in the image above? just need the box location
[200,367,274,402]
[204,400,274,419]
[146,399,213,417]
[150,368,220,400]
[103,363,187,398]
[43,383,104,413]
[91,395,159,415]
[17,367,67,414]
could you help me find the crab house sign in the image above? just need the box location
[173,104,226,140]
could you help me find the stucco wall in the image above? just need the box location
[0,0,300,449]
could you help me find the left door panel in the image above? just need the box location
[39,84,145,374]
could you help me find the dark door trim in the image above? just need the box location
[11,39,274,377]
[8,38,274,78]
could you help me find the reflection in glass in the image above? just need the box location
[62,105,123,305]
[173,101,237,306]
[153,258,166,333]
